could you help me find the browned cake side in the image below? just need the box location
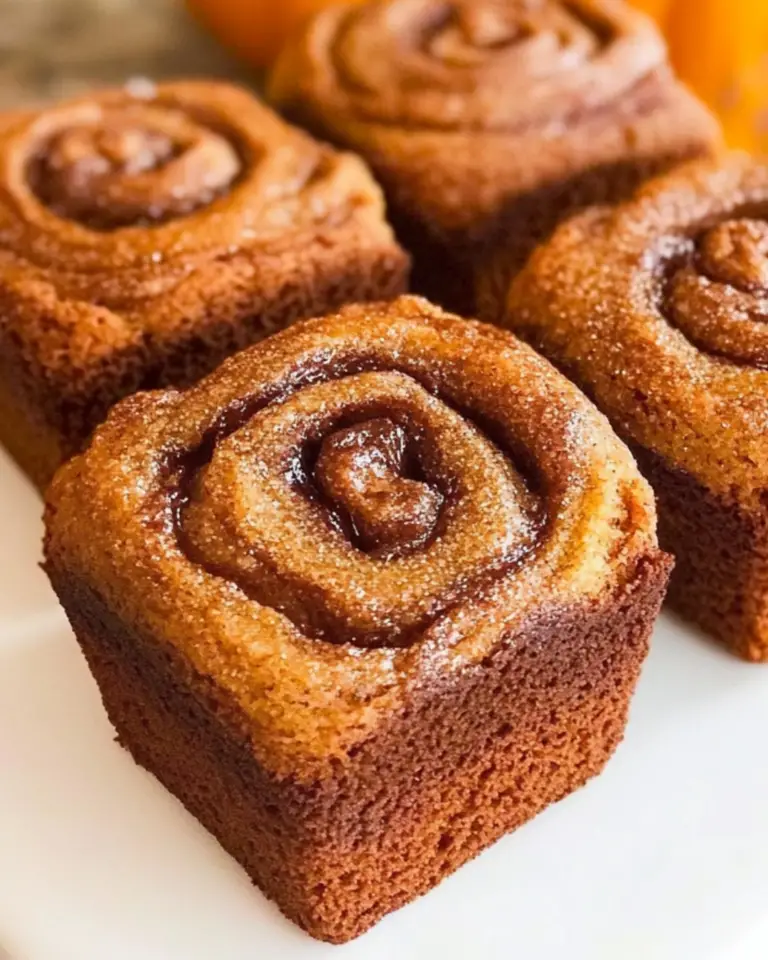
[269,0,721,319]
[0,80,408,489]
[633,449,768,662]
[44,297,672,942]
[505,157,768,661]
[52,559,667,942]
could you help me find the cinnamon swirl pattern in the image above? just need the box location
[45,297,671,942]
[269,0,720,318]
[0,80,407,488]
[506,156,768,661]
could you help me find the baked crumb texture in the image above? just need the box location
[45,296,671,942]
[269,0,720,321]
[506,156,768,661]
[0,79,408,489]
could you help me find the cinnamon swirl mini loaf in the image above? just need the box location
[269,0,720,318]
[0,80,407,488]
[45,296,671,942]
[506,156,768,661]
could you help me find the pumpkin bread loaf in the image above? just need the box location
[45,296,671,942]
[0,79,407,488]
[506,156,768,660]
[270,0,720,318]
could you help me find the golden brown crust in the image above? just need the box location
[45,294,665,775]
[45,295,671,941]
[505,154,768,658]
[0,79,408,488]
[269,0,720,316]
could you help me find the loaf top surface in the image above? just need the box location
[269,0,720,237]
[507,155,768,506]
[0,78,399,367]
[45,296,662,777]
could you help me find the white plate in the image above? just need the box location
[0,447,766,960]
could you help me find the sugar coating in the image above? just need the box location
[505,155,768,659]
[507,156,768,504]
[0,79,408,487]
[45,295,663,776]
[269,0,720,317]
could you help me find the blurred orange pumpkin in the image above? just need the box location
[186,0,366,70]
[634,0,768,153]
[632,0,672,20]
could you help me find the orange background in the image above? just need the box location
[187,0,366,72]
[634,0,768,152]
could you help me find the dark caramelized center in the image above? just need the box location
[314,418,443,557]
[29,105,242,229]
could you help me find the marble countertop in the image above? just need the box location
[0,0,252,109]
